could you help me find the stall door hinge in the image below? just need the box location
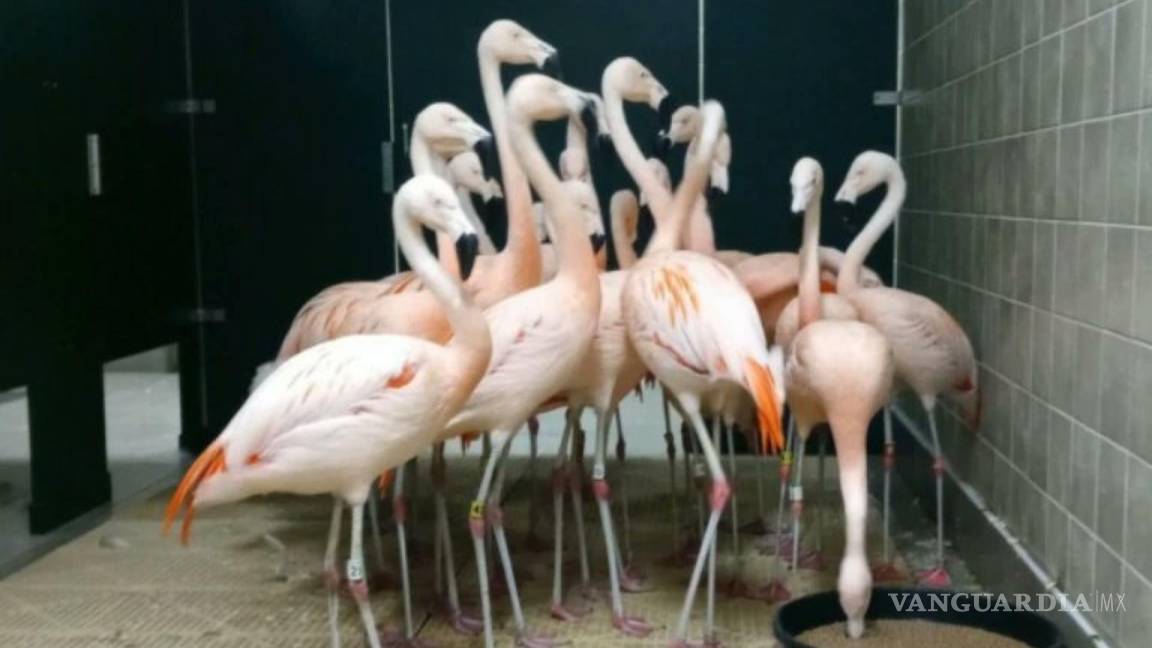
[873,90,923,107]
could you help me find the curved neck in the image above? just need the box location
[602,85,672,224]
[456,188,497,254]
[508,116,598,286]
[409,134,447,178]
[610,192,639,269]
[644,106,721,256]
[393,200,484,354]
[479,52,539,269]
[798,191,823,329]
[837,167,905,294]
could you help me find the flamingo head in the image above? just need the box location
[562,179,606,252]
[603,57,668,111]
[834,150,899,204]
[447,152,500,203]
[478,20,558,70]
[413,103,491,158]
[666,105,702,145]
[507,75,597,128]
[789,157,824,214]
[398,175,480,280]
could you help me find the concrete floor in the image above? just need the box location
[0,373,184,577]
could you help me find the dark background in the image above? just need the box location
[0,0,894,532]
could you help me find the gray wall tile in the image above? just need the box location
[1125,457,1152,579]
[1121,565,1152,647]
[1113,0,1144,113]
[1140,115,1152,226]
[1132,346,1152,464]
[1047,410,1073,503]
[1061,25,1087,122]
[993,0,1024,59]
[1033,220,1056,310]
[1135,231,1152,343]
[1109,115,1139,224]
[1100,334,1136,448]
[1073,323,1103,425]
[1068,519,1097,596]
[1093,547,1122,640]
[1064,0,1088,27]
[1104,227,1136,335]
[1096,440,1127,552]
[1024,0,1044,44]
[1045,497,1070,582]
[1039,35,1063,127]
[1032,308,1054,399]
[1083,10,1115,118]
[1057,126,1083,221]
[1073,226,1107,326]
[1067,423,1100,522]
[1044,0,1065,36]
[1081,121,1111,222]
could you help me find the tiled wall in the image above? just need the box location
[897,1,1151,644]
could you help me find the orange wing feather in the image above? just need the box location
[744,358,784,455]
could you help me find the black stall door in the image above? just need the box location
[182,0,395,449]
[0,0,193,531]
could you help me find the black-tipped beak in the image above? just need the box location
[589,232,607,253]
[653,131,672,161]
[542,53,563,81]
[455,233,480,280]
[473,136,498,181]
[657,95,677,132]
[706,186,725,210]
[579,101,600,139]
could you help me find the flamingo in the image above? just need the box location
[616,89,785,647]
[434,74,602,648]
[781,157,894,637]
[534,184,608,280]
[834,151,980,588]
[609,189,640,270]
[376,20,556,304]
[163,175,490,648]
[664,104,730,260]
[447,150,502,254]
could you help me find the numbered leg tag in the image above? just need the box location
[469,500,485,520]
[592,464,606,480]
[346,557,365,582]
[789,485,804,502]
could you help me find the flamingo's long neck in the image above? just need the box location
[393,198,488,378]
[603,85,671,224]
[644,103,723,256]
[837,165,905,294]
[798,185,823,328]
[508,116,599,288]
[456,187,497,254]
[410,134,462,278]
[610,192,639,270]
[479,53,541,278]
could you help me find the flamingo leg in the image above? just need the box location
[671,400,729,646]
[661,391,681,553]
[831,425,871,639]
[347,501,383,648]
[324,498,343,648]
[789,432,807,576]
[550,414,589,620]
[613,408,637,578]
[756,418,794,602]
[485,429,556,648]
[871,407,905,582]
[526,416,541,546]
[918,403,952,587]
[366,484,389,584]
[388,464,418,643]
[593,408,653,637]
[724,421,739,555]
[432,444,482,635]
[568,422,593,596]
[470,433,508,648]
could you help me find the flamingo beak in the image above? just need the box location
[473,135,497,183]
[589,232,607,253]
[541,52,563,81]
[455,233,480,280]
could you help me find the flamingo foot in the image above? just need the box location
[613,614,654,638]
[917,566,952,588]
[871,561,906,583]
[447,609,483,636]
[550,599,592,622]
[379,625,436,648]
[516,629,564,648]
[752,579,791,603]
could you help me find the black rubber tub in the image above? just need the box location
[774,587,1064,647]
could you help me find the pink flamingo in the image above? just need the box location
[619,95,785,646]
[447,150,502,254]
[434,74,602,648]
[834,150,980,587]
[780,157,894,637]
[377,20,556,303]
[163,176,490,648]
[609,189,640,269]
